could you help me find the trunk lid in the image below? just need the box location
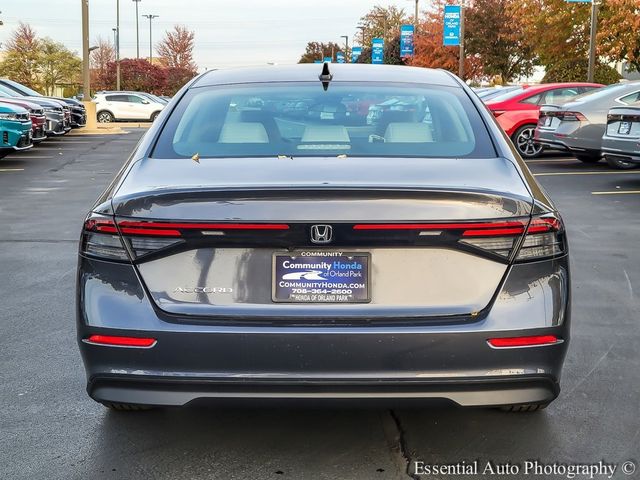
[111,156,533,320]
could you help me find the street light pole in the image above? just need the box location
[341,35,349,61]
[81,0,90,97]
[142,14,159,63]
[458,0,465,80]
[587,0,599,83]
[116,0,121,90]
[132,0,141,58]
[81,0,96,128]
[414,0,419,33]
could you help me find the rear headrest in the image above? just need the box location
[218,122,269,143]
[301,125,350,143]
[384,123,433,143]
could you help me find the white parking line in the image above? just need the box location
[591,190,640,195]
[12,156,53,159]
[534,170,640,176]
[0,168,24,172]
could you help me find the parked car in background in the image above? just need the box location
[0,103,33,158]
[601,105,640,168]
[536,81,640,166]
[0,78,86,128]
[93,92,165,122]
[477,85,522,102]
[97,91,169,105]
[486,83,602,158]
[0,96,47,143]
[0,85,69,136]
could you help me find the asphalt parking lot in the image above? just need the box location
[0,131,638,480]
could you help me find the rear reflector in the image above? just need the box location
[85,335,157,348]
[488,335,561,348]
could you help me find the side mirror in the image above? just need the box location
[141,100,150,104]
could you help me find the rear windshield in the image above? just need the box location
[152,82,495,159]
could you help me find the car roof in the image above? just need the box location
[192,64,460,88]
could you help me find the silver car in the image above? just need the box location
[536,81,640,166]
[601,105,640,166]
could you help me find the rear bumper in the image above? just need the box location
[77,255,571,407]
[602,139,640,164]
[88,374,560,408]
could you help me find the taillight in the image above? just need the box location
[81,214,129,261]
[515,215,566,261]
[457,214,566,261]
[557,111,587,122]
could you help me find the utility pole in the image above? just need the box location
[414,0,419,33]
[142,14,159,63]
[341,35,349,61]
[116,0,121,90]
[81,0,96,128]
[587,0,599,83]
[132,0,141,58]
[82,0,90,97]
[458,0,465,80]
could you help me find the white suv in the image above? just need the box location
[94,92,164,123]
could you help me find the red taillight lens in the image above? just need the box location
[81,214,129,261]
[488,335,561,348]
[85,335,156,348]
[515,214,565,261]
[558,111,587,122]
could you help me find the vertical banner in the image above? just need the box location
[323,56,333,63]
[372,38,384,64]
[443,5,461,46]
[400,25,415,57]
[336,52,345,63]
[351,46,363,63]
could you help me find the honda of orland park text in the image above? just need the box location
[77,64,570,412]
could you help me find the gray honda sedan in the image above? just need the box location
[77,64,570,412]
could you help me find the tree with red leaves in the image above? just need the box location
[156,25,197,72]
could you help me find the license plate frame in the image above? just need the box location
[272,251,371,304]
[618,121,632,135]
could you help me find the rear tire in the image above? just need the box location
[575,154,601,163]
[605,155,639,170]
[150,111,160,122]
[512,125,543,158]
[97,111,114,123]
[500,402,550,412]
[101,402,154,411]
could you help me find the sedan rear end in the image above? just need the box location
[77,64,570,412]
[601,106,640,168]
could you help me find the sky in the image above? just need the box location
[0,0,413,71]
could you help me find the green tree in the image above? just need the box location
[0,23,42,89]
[357,5,409,47]
[39,39,82,95]
[599,0,640,73]
[298,42,342,63]
[355,34,407,65]
[542,59,621,84]
[465,0,537,83]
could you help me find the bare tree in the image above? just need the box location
[156,25,197,72]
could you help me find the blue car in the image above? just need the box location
[0,103,33,158]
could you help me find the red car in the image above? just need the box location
[485,82,602,158]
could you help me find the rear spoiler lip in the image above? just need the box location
[110,184,535,216]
